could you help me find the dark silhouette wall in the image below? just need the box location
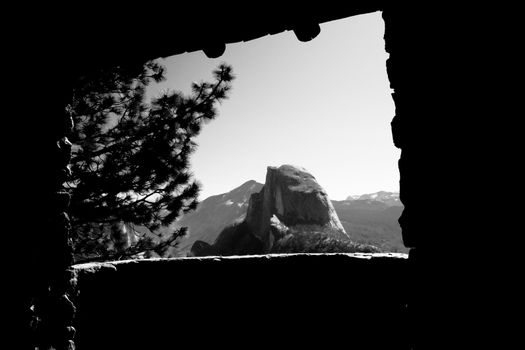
[72,254,409,349]
[13,3,504,349]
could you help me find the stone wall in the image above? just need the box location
[20,70,78,349]
[382,5,494,348]
[72,253,409,349]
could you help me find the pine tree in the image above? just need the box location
[66,61,234,262]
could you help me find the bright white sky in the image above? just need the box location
[147,11,399,201]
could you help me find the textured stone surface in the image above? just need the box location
[248,165,348,243]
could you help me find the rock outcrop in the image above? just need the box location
[175,180,263,255]
[190,165,352,256]
[246,165,348,250]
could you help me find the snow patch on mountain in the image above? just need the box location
[345,191,401,206]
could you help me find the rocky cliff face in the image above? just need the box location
[246,165,348,250]
[174,180,263,255]
[190,165,351,256]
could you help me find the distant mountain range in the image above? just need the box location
[173,181,406,255]
[331,198,405,253]
[346,191,401,207]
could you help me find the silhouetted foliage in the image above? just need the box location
[271,230,381,254]
[66,61,234,262]
[211,221,264,256]
[190,221,265,257]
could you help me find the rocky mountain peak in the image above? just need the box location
[228,179,262,195]
[247,165,347,245]
[190,165,350,256]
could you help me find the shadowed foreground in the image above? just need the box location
[72,253,409,349]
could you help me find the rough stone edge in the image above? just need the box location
[72,252,408,271]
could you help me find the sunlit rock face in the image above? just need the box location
[246,165,348,250]
[190,165,349,256]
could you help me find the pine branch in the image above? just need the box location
[70,63,234,262]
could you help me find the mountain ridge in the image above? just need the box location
[174,180,264,254]
[189,165,373,256]
[174,180,406,255]
[345,191,401,207]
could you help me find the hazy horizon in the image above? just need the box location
[147,11,398,201]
